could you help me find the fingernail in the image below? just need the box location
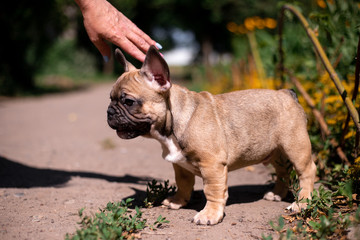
[103,56,109,63]
[155,42,163,50]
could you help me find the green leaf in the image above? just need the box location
[78,208,85,217]
[269,217,284,232]
[337,179,353,201]
[261,234,273,240]
[308,220,320,230]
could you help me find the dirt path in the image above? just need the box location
[0,83,289,239]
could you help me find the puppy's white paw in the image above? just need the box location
[162,196,187,210]
[286,202,307,213]
[263,191,282,202]
[192,208,224,225]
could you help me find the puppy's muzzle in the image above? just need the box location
[107,106,120,130]
[107,105,151,139]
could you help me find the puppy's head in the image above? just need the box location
[107,46,171,139]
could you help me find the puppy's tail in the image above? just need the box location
[286,89,299,103]
[280,88,307,123]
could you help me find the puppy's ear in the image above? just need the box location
[115,48,136,72]
[140,45,171,92]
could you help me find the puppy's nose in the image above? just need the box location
[107,106,116,116]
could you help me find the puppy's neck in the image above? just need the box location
[148,84,188,163]
[150,125,185,163]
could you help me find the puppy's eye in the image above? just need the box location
[124,98,135,107]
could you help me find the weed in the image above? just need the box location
[303,185,333,219]
[263,161,359,240]
[143,179,176,208]
[264,177,360,240]
[263,216,298,240]
[65,198,169,240]
[149,215,170,230]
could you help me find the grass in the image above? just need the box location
[65,180,175,240]
[262,168,360,240]
[65,198,169,240]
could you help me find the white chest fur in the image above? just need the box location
[160,134,186,163]
[150,129,199,175]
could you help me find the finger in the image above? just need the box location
[84,23,112,61]
[126,31,152,54]
[125,20,157,47]
[92,38,111,62]
[115,37,147,62]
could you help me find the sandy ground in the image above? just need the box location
[0,83,291,239]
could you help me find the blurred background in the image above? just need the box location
[2,0,358,96]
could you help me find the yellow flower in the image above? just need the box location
[344,130,355,140]
[265,18,277,29]
[317,0,327,8]
[237,24,248,34]
[244,17,256,31]
[226,22,238,33]
[326,118,337,125]
[253,17,265,29]
[324,95,341,104]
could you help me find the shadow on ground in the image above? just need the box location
[0,155,293,211]
[124,182,288,212]
[0,155,153,188]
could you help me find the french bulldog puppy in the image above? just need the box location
[107,46,316,225]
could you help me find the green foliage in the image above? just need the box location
[144,179,176,207]
[264,216,299,240]
[270,216,285,232]
[303,185,334,218]
[264,206,359,240]
[308,209,351,240]
[0,0,70,95]
[37,39,98,79]
[264,165,360,240]
[65,198,169,240]
[151,215,170,230]
[309,0,360,80]
[281,0,360,80]
[322,164,354,202]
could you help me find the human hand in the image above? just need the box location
[75,0,161,62]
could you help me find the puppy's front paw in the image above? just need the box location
[263,191,282,202]
[286,202,307,213]
[192,207,224,225]
[162,195,187,210]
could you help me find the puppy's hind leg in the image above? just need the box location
[282,133,316,212]
[263,154,291,202]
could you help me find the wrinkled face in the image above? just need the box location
[107,46,171,139]
[107,71,167,139]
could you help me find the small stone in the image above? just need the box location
[31,215,43,222]
[14,192,24,197]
